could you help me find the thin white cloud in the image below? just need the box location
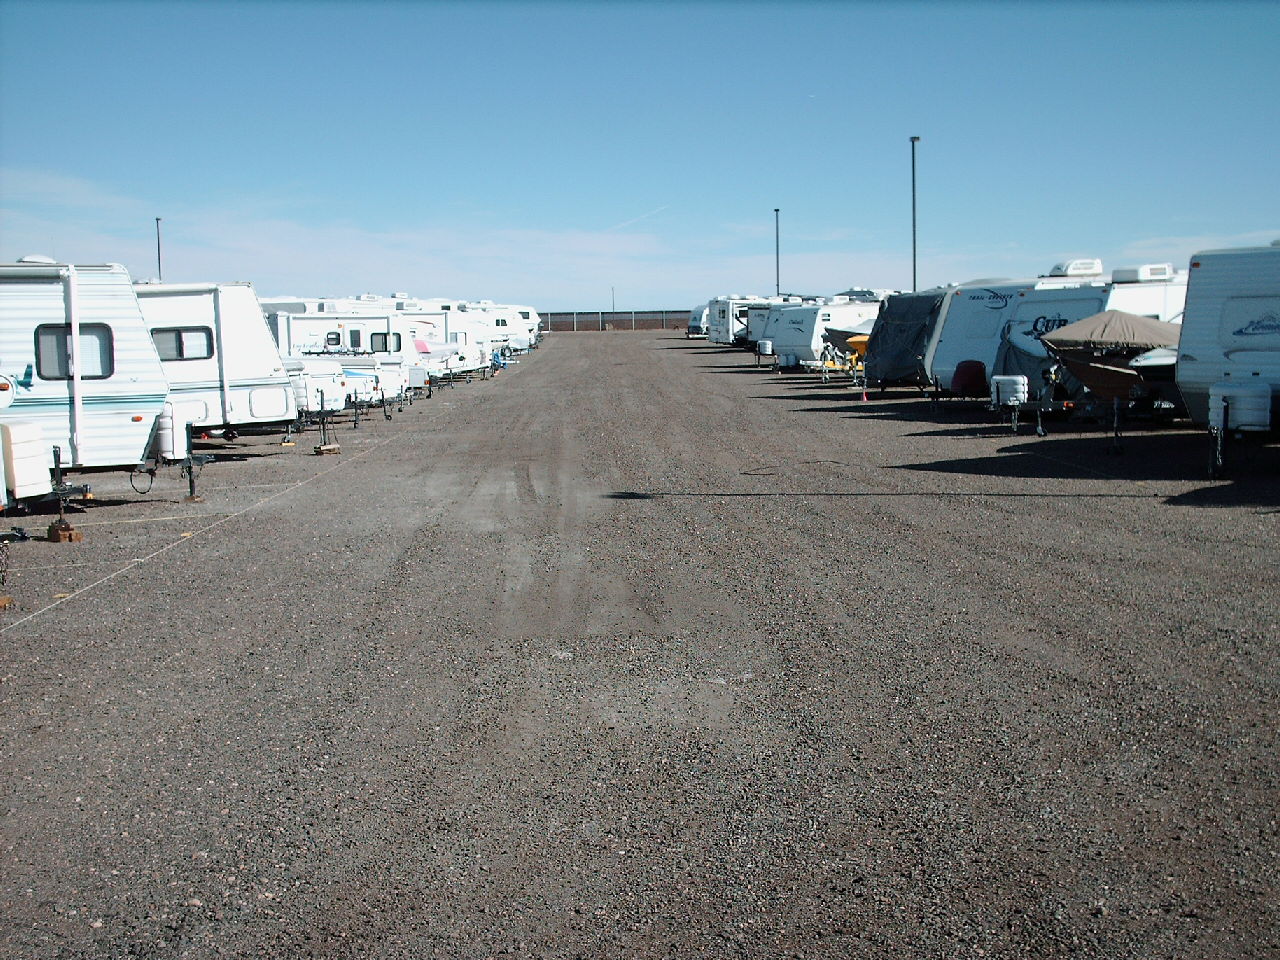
[603,205,669,232]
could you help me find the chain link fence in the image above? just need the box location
[542,310,690,333]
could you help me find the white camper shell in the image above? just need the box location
[0,259,170,497]
[1175,244,1280,430]
[134,281,296,433]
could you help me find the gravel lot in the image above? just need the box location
[2,331,1277,959]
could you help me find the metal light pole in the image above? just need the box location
[611,286,615,313]
[910,137,920,291]
[774,208,780,296]
[154,217,163,281]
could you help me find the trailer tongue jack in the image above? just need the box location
[45,446,89,542]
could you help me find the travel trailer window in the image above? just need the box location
[520,311,530,319]
[151,326,214,361]
[496,318,507,327]
[325,332,341,346]
[35,323,114,380]
[371,332,401,352]
[349,330,362,349]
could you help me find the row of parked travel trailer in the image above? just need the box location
[688,289,893,365]
[689,242,1280,455]
[0,256,543,509]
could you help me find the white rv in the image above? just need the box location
[926,260,1186,396]
[261,297,413,398]
[0,258,171,496]
[1175,243,1280,430]
[283,356,347,416]
[763,297,882,364]
[686,304,709,338]
[499,303,544,350]
[134,281,296,434]
[745,296,807,346]
[706,295,767,345]
[458,300,542,356]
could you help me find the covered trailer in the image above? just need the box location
[865,287,957,388]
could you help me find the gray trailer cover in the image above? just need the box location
[865,289,948,386]
[994,335,1083,398]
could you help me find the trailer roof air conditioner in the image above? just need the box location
[1112,263,1175,283]
[1048,258,1104,277]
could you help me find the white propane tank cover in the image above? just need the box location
[1209,381,1272,431]
[1049,258,1104,277]
[758,339,774,355]
[991,375,1029,407]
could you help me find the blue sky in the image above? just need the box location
[2,0,1277,309]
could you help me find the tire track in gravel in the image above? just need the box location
[4,333,1276,960]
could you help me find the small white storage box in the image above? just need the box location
[1,421,54,500]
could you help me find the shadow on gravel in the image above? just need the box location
[1165,480,1280,510]
[663,343,738,352]
[605,489,1155,500]
[697,365,787,374]
[897,432,1280,507]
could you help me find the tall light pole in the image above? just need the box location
[611,286,616,313]
[909,136,920,291]
[774,208,780,296]
[154,217,163,281]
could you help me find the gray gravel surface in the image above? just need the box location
[1,332,1277,959]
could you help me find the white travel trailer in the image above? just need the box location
[746,296,807,346]
[261,297,413,397]
[706,295,767,345]
[461,301,529,355]
[134,281,296,433]
[498,303,544,350]
[995,263,1186,395]
[283,356,347,416]
[1175,243,1280,430]
[762,297,883,364]
[926,260,1186,396]
[379,297,488,376]
[0,258,171,496]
